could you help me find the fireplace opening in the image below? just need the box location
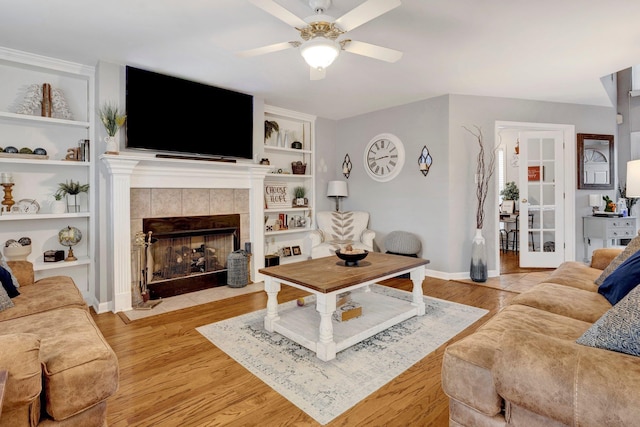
[142,214,240,299]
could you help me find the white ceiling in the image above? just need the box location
[2,0,640,120]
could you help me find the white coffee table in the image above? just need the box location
[259,252,429,361]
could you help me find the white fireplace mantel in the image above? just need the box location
[100,154,269,312]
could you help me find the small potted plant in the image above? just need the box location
[99,103,126,154]
[293,186,307,207]
[264,120,279,144]
[51,192,67,214]
[56,180,89,213]
[500,181,519,211]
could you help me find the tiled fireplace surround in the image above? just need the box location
[101,155,268,313]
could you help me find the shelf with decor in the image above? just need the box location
[262,105,316,264]
[0,212,90,221]
[264,145,312,155]
[0,157,90,167]
[0,47,95,304]
[0,110,90,128]
[34,255,91,272]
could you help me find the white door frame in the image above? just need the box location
[494,121,576,270]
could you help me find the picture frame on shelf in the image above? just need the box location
[264,182,290,209]
[292,245,301,256]
[501,200,515,214]
[282,247,292,257]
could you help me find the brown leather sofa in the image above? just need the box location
[0,261,118,427]
[441,248,640,426]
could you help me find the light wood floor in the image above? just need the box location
[92,277,523,427]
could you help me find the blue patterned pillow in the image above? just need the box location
[598,248,640,305]
[0,282,14,311]
[0,251,19,289]
[0,266,19,298]
[577,285,640,357]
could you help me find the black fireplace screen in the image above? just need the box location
[149,233,233,282]
[142,214,240,285]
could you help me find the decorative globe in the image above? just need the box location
[58,226,82,261]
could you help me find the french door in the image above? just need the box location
[518,131,565,267]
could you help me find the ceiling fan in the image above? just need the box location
[238,0,403,80]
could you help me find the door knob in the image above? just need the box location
[521,198,528,203]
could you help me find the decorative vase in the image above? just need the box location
[51,200,66,214]
[276,131,283,148]
[66,194,79,213]
[105,135,119,154]
[470,228,488,282]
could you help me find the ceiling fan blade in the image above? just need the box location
[343,40,403,63]
[310,67,326,80]
[237,42,295,57]
[249,0,307,28]
[335,0,401,32]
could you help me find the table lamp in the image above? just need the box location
[589,193,602,214]
[627,160,640,198]
[327,180,348,212]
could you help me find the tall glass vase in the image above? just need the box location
[470,228,488,282]
[66,194,79,213]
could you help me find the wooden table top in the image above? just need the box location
[259,252,429,294]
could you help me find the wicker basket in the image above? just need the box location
[291,162,307,175]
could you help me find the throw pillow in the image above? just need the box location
[577,284,640,357]
[0,251,20,289]
[598,249,640,305]
[0,266,19,298]
[0,282,14,312]
[595,232,640,285]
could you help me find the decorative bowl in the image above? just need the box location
[3,244,32,261]
[335,249,369,266]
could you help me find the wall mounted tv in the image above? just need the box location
[125,66,254,160]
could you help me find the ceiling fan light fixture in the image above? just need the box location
[300,37,340,70]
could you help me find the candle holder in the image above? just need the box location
[1,183,15,212]
[418,146,433,176]
[342,154,352,179]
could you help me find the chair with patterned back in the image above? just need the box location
[307,211,375,259]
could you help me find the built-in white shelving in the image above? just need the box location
[0,47,95,302]
[262,105,316,262]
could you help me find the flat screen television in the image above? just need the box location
[125,66,254,160]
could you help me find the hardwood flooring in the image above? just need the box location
[92,277,518,427]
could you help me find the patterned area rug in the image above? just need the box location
[197,284,488,425]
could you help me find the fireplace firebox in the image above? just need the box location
[142,214,240,299]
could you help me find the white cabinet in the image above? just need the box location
[583,216,638,261]
[0,47,95,301]
[262,105,315,264]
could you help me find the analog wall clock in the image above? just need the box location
[364,133,405,182]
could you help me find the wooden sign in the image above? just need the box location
[528,166,542,181]
[264,182,290,209]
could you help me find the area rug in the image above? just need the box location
[197,284,488,425]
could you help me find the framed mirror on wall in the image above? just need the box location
[577,133,614,190]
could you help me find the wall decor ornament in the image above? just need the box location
[364,133,405,182]
[342,154,352,178]
[418,146,433,176]
[16,83,73,120]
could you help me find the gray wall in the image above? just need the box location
[330,95,451,272]
[319,94,616,277]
